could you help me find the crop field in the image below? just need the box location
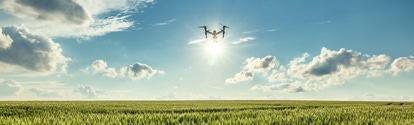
[0,100,413,124]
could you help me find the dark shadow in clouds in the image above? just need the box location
[2,0,91,25]
[231,47,414,93]
[0,25,69,72]
[244,55,277,73]
[308,49,353,76]
[129,62,157,79]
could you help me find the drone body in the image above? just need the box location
[198,25,229,42]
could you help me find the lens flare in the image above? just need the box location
[206,42,222,56]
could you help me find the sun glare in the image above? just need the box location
[206,42,222,56]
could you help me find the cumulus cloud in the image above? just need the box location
[29,88,61,97]
[0,0,91,25]
[153,18,176,26]
[0,28,13,49]
[225,71,254,84]
[0,25,70,72]
[226,56,277,84]
[389,56,414,75]
[0,80,23,96]
[74,85,105,99]
[232,37,255,44]
[92,60,107,71]
[288,47,390,80]
[230,47,413,93]
[0,0,155,38]
[268,70,288,82]
[244,55,278,73]
[85,60,163,80]
[129,62,164,80]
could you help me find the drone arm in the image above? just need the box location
[206,30,213,35]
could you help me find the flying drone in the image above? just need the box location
[198,24,229,42]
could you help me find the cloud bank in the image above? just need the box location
[85,60,164,80]
[0,25,69,72]
[74,85,105,99]
[227,47,414,93]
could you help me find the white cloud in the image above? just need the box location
[267,28,279,32]
[0,25,70,73]
[0,0,155,39]
[153,18,176,26]
[225,71,254,84]
[74,85,105,99]
[242,30,259,34]
[268,70,288,82]
[29,88,61,97]
[251,83,308,93]
[0,28,13,49]
[389,56,414,75]
[244,55,278,73]
[85,60,163,80]
[188,38,207,44]
[231,47,414,93]
[0,62,17,73]
[287,47,390,80]
[92,60,108,71]
[128,62,162,80]
[0,0,91,25]
[226,56,277,84]
[103,68,118,78]
[232,37,255,44]
[0,80,23,96]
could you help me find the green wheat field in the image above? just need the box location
[0,100,413,124]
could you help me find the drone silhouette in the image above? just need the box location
[198,24,229,42]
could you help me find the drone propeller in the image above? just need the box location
[198,26,208,38]
[219,23,229,29]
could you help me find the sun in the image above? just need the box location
[206,42,222,56]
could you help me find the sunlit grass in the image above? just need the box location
[0,101,413,124]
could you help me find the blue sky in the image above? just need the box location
[0,0,413,100]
